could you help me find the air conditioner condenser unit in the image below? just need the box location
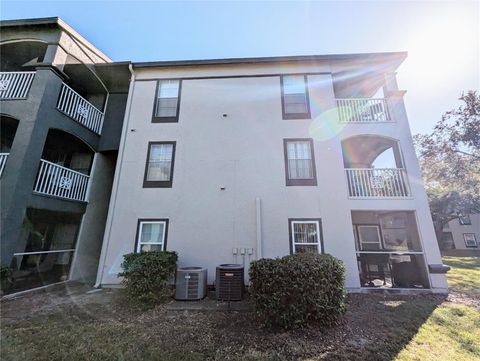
[175,267,208,300]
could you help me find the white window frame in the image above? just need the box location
[136,220,167,253]
[357,225,383,251]
[291,220,321,254]
[286,141,314,180]
[153,79,181,120]
[463,233,478,248]
[284,138,317,186]
[281,75,311,119]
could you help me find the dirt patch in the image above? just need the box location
[1,283,453,361]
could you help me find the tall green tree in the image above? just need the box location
[414,91,480,246]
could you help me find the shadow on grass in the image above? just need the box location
[324,293,447,361]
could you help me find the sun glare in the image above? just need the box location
[403,11,477,90]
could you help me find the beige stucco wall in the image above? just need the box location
[96,61,448,292]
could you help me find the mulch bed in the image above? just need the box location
[1,283,456,360]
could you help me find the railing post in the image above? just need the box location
[336,98,392,123]
[0,72,36,100]
[33,159,90,202]
[345,168,410,198]
[56,83,105,135]
[0,153,9,176]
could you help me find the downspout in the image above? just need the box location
[255,197,262,259]
[94,63,135,288]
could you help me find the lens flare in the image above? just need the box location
[309,107,346,141]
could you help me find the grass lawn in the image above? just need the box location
[442,257,480,298]
[1,256,479,361]
[395,256,480,361]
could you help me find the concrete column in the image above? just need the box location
[69,153,116,283]
[383,73,447,290]
[0,68,64,265]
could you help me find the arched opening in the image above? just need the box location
[41,129,95,175]
[42,129,95,175]
[341,135,409,197]
[32,129,95,203]
[342,135,403,169]
[1,115,19,152]
[62,55,107,111]
[0,40,48,71]
[0,115,19,175]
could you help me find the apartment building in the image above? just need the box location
[0,17,450,294]
[442,214,480,252]
[95,53,449,292]
[0,18,130,292]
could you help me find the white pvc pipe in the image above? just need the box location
[255,197,262,259]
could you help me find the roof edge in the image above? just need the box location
[1,17,112,63]
[133,51,407,69]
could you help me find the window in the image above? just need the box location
[281,75,310,119]
[143,141,176,188]
[153,79,181,122]
[135,219,168,252]
[463,233,478,248]
[357,225,383,251]
[283,139,317,186]
[289,219,323,254]
[459,215,472,225]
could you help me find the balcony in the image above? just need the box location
[56,83,104,135]
[0,71,35,100]
[0,153,9,176]
[342,135,410,199]
[33,159,90,202]
[336,98,391,123]
[345,168,409,198]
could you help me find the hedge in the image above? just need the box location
[249,253,346,329]
[119,251,177,306]
[0,265,13,294]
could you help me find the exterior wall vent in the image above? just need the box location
[216,264,244,301]
[175,267,207,300]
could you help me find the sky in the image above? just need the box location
[1,0,478,135]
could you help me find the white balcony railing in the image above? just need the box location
[345,168,410,198]
[0,72,35,100]
[34,159,90,202]
[0,153,9,176]
[336,98,391,123]
[56,83,104,135]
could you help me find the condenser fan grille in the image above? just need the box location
[216,264,244,301]
[186,272,199,298]
[175,267,207,300]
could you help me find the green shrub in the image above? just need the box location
[119,251,178,306]
[0,265,13,293]
[249,253,346,329]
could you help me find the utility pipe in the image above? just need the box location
[255,197,262,259]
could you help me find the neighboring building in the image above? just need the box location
[442,214,480,251]
[95,52,449,292]
[0,18,130,292]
